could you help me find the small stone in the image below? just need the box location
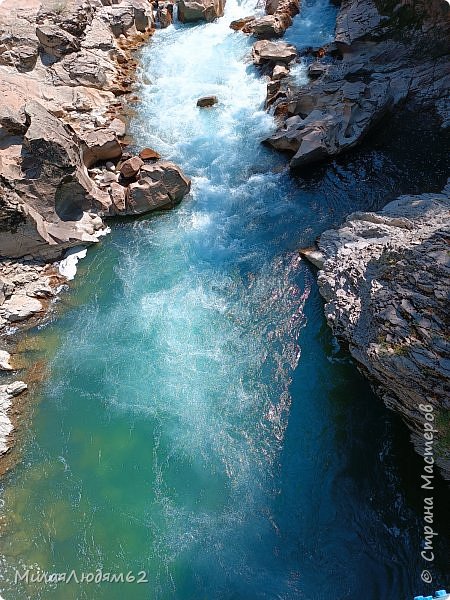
[197,96,218,108]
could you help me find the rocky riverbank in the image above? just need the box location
[261,0,449,167]
[238,0,450,479]
[0,0,202,463]
[301,183,450,481]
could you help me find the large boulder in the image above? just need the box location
[126,161,191,214]
[177,0,225,23]
[0,101,110,259]
[252,40,297,65]
[81,129,123,168]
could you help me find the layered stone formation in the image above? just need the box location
[301,184,450,481]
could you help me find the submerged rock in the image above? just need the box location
[313,183,450,481]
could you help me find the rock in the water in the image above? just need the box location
[177,0,225,23]
[139,147,161,160]
[120,156,144,178]
[272,64,289,80]
[230,16,254,31]
[308,61,327,78]
[315,183,450,481]
[157,3,173,28]
[239,0,299,38]
[197,95,218,108]
[126,161,191,214]
[252,40,297,65]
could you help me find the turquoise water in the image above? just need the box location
[1,1,449,598]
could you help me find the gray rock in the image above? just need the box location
[0,105,28,135]
[1,294,43,322]
[315,183,450,481]
[264,0,450,167]
[0,350,12,371]
[0,380,27,456]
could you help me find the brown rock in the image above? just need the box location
[120,156,144,178]
[252,40,297,65]
[126,161,191,214]
[230,16,254,31]
[139,147,161,160]
[110,182,126,212]
[81,129,122,168]
[197,96,218,108]
[177,0,225,23]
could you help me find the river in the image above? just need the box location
[0,0,449,598]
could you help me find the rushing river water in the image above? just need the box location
[1,1,450,598]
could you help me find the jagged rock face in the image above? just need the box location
[314,183,450,481]
[265,0,450,168]
[177,0,225,23]
[35,24,80,57]
[0,0,164,261]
